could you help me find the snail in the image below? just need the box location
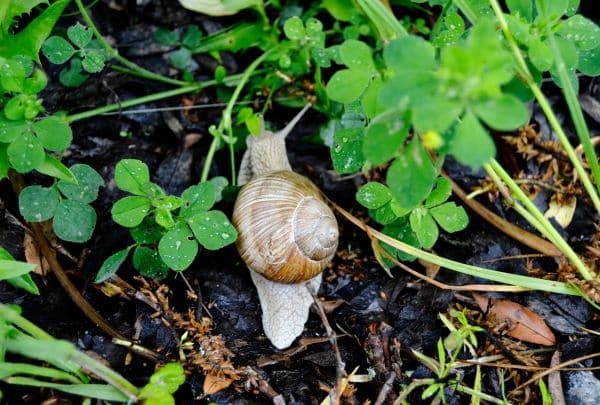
[232,104,339,349]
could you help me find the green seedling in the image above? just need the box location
[42,22,109,87]
[18,164,103,243]
[96,159,236,281]
[154,25,203,74]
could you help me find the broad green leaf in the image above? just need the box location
[158,222,198,271]
[6,273,39,295]
[381,217,421,261]
[528,38,553,71]
[42,36,75,64]
[169,47,192,70]
[331,127,364,174]
[356,182,392,209]
[535,0,568,21]
[384,35,436,74]
[557,15,600,50]
[53,200,96,242]
[322,0,358,21]
[363,109,409,165]
[183,25,203,49]
[340,40,374,71]
[130,217,164,244]
[412,97,464,133]
[32,115,72,151]
[472,94,529,130]
[425,177,452,208]
[387,139,437,210]
[549,36,579,90]
[7,131,45,173]
[507,0,533,21]
[0,259,36,280]
[361,77,385,119]
[566,0,580,16]
[0,0,70,62]
[0,58,26,93]
[81,49,105,73]
[36,154,77,183]
[155,207,175,229]
[326,69,371,103]
[283,16,305,41]
[409,208,438,249]
[67,22,93,48]
[22,69,48,95]
[57,164,103,203]
[115,159,150,195]
[154,27,179,46]
[59,58,88,87]
[18,185,59,221]
[187,210,237,250]
[147,363,185,394]
[95,248,130,283]
[0,0,48,35]
[450,111,495,169]
[0,145,8,179]
[430,202,469,232]
[370,202,398,225]
[0,118,27,143]
[578,45,600,75]
[111,196,151,227]
[180,182,217,218]
[379,72,438,109]
[132,247,168,279]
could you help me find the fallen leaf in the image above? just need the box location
[473,293,556,346]
[203,374,232,395]
[545,195,576,228]
[24,233,49,275]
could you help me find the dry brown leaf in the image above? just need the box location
[545,195,576,228]
[24,233,49,275]
[203,374,233,395]
[473,293,556,346]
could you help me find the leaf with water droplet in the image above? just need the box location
[57,164,103,203]
[95,248,130,283]
[187,210,237,251]
[356,182,392,209]
[133,246,168,279]
[158,222,198,271]
[115,159,150,196]
[7,130,45,173]
[53,200,96,243]
[111,196,151,227]
[557,14,600,51]
[180,182,216,218]
[19,185,59,222]
[331,127,364,174]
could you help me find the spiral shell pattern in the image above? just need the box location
[233,171,339,283]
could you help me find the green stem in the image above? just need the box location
[0,305,52,340]
[487,160,594,280]
[69,351,138,399]
[74,0,187,87]
[200,51,272,184]
[66,84,202,122]
[488,0,600,213]
[545,31,600,196]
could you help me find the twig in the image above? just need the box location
[374,371,396,405]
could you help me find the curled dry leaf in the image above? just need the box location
[24,233,50,275]
[545,194,576,228]
[473,293,556,346]
[203,374,233,395]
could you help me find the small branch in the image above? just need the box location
[374,371,396,405]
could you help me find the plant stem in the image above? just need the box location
[66,84,201,122]
[488,0,600,213]
[74,0,187,87]
[200,51,272,184]
[487,160,594,280]
[0,305,52,340]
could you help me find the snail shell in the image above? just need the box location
[232,170,339,284]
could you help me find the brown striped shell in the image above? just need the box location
[232,171,339,284]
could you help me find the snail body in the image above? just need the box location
[232,104,339,349]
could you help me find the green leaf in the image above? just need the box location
[95,248,130,283]
[578,45,600,75]
[381,217,421,261]
[0,145,8,179]
[507,0,533,21]
[81,49,105,73]
[18,185,59,222]
[0,118,27,143]
[409,208,438,249]
[472,94,529,130]
[283,16,305,41]
[22,69,47,95]
[155,207,175,229]
[36,154,77,182]
[4,378,129,402]
[31,115,72,151]
[425,177,452,208]
[147,363,185,394]
[331,127,364,174]
[111,196,151,227]
[0,0,70,62]
[6,273,39,295]
[115,159,150,195]
[387,139,437,210]
[53,200,96,243]
[536,0,568,21]
[549,36,579,90]
[384,35,436,74]
[557,15,600,50]
[340,40,374,71]
[67,22,93,49]
[42,36,75,64]
[412,97,464,133]
[0,0,48,35]
[187,210,238,250]
[59,58,88,87]
[0,58,26,93]
[370,201,398,225]
[430,202,469,232]
[131,217,164,244]
[528,38,553,71]
[450,111,495,169]
[132,247,168,279]
[356,182,392,209]
[0,260,36,280]
[57,164,103,203]
[7,131,45,173]
[168,47,192,70]
[180,182,217,218]
[158,222,198,271]
[363,109,409,165]
[182,25,202,49]
[154,27,179,46]
[326,69,371,103]
[362,77,385,119]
